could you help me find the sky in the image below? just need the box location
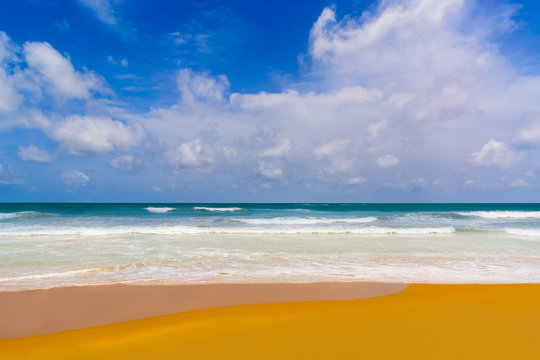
[1,0,540,202]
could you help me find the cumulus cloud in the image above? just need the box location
[177,68,229,104]
[165,140,214,170]
[18,144,52,162]
[61,170,90,186]
[47,115,144,155]
[3,0,540,198]
[470,139,523,169]
[23,42,106,99]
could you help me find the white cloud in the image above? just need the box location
[18,144,52,162]
[165,140,213,170]
[4,1,540,197]
[260,139,291,157]
[377,154,399,168]
[513,123,540,147]
[0,33,21,113]
[23,42,105,99]
[177,68,229,104]
[61,170,90,187]
[47,115,144,155]
[78,0,117,25]
[110,155,141,171]
[313,139,354,175]
[313,139,350,159]
[258,161,283,179]
[470,139,523,169]
[346,176,367,185]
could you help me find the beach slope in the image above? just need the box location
[1,284,539,359]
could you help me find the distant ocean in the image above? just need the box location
[1,203,540,290]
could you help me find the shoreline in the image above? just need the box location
[0,281,407,340]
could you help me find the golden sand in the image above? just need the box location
[1,284,539,359]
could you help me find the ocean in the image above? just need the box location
[1,203,539,290]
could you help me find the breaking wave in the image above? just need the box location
[458,211,540,219]
[145,207,175,213]
[236,217,377,225]
[0,225,455,236]
[505,228,540,237]
[194,207,243,212]
[0,211,50,220]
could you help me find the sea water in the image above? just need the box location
[1,203,539,290]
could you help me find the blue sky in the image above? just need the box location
[1,0,540,202]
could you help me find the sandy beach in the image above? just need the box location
[1,283,540,359]
[0,282,406,339]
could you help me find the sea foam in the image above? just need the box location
[458,211,540,219]
[505,228,540,237]
[0,211,48,220]
[0,225,455,236]
[145,207,175,213]
[194,207,243,212]
[236,217,377,225]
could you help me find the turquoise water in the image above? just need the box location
[1,203,539,289]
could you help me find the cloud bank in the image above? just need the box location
[1,0,540,200]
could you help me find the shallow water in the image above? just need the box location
[1,203,539,290]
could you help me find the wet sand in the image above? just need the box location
[1,283,539,359]
[0,282,406,339]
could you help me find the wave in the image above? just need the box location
[458,211,540,219]
[236,217,377,225]
[194,207,243,212]
[0,263,146,283]
[0,211,50,220]
[504,228,540,237]
[145,207,175,213]
[0,225,455,236]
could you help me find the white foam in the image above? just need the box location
[505,228,540,237]
[0,225,455,236]
[236,217,377,225]
[145,207,175,213]
[458,211,540,219]
[0,268,100,282]
[0,211,45,220]
[194,207,243,212]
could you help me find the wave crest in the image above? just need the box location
[0,211,50,220]
[236,217,377,225]
[505,228,540,237]
[458,211,540,219]
[145,207,175,213]
[194,207,243,212]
